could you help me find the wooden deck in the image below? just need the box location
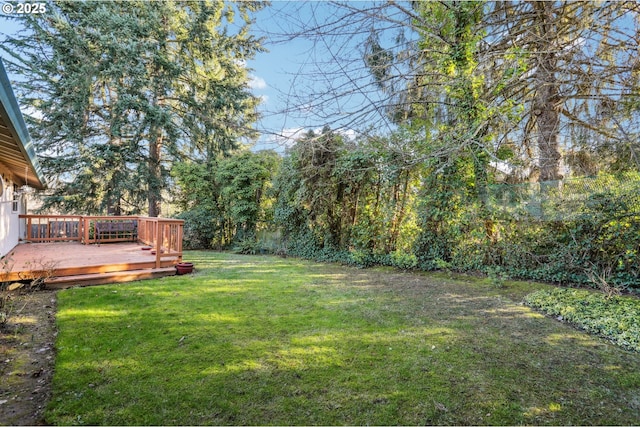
[2,242,180,289]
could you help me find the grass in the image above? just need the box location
[46,251,640,425]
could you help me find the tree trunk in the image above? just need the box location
[532,1,562,182]
[107,200,121,216]
[387,171,411,252]
[148,130,163,217]
[534,59,562,181]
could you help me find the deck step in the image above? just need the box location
[5,261,178,282]
[45,267,177,289]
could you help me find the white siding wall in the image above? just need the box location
[0,174,19,258]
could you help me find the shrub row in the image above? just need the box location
[276,212,639,292]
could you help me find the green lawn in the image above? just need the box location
[47,252,640,425]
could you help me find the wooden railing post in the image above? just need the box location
[178,223,183,262]
[155,220,162,269]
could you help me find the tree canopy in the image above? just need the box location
[270,1,640,180]
[2,0,264,216]
[2,0,639,290]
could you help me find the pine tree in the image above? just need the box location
[1,0,264,216]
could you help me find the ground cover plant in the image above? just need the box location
[525,288,640,352]
[47,252,640,425]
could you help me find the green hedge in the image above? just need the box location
[270,172,640,290]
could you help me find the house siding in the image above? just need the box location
[0,59,44,260]
[0,171,21,259]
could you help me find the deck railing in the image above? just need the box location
[20,215,184,267]
[137,217,184,268]
[20,215,84,243]
[81,216,139,245]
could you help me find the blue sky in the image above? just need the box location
[248,2,317,151]
[0,2,370,153]
[249,1,377,150]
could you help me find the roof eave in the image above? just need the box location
[0,59,46,190]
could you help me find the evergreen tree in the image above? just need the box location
[1,0,264,216]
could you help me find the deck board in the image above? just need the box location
[2,242,179,284]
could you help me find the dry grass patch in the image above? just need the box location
[0,290,57,425]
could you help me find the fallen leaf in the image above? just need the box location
[8,282,24,291]
[435,402,448,412]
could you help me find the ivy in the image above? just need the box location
[525,288,640,352]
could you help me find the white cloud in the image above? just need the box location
[340,128,358,141]
[249,75,267,90]
[271,127,305,147]
[271,127,358,147]
[281,127,306,138]
[21,106,44,121]
[252,126,360,155]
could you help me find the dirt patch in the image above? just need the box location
[0,290,57,426]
